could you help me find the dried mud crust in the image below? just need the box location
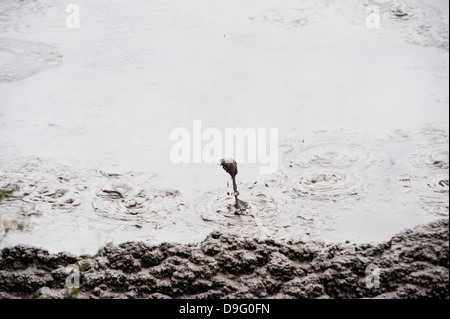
[0,219,448,299]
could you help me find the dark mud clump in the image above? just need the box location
[0,219,448,299]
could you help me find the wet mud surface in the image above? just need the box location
[0,37,62,83]
[0,218,447,299]
[0,0,448,298]
[340,0,449,50]
[0,127,448,252]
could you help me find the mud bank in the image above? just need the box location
[0,218,448,299]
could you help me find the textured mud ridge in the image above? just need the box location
[0,219,447,299]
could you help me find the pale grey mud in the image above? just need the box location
[0,0,448,300]
[1,126,448,253]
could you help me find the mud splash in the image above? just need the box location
[92,178,184,228]
[192,183,294,239]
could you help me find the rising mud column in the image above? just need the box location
[220,158,248,213]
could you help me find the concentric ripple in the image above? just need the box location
[424,176,449,195]
[340,0,442,28]
[400,135,449,215]
[409,147,449,170]
[1,176,81,211]
[419,126,449,144]
[193,184,295,237]
[399,173,449,215]
[23,186,81,209]
[91,180,183,227]
[286,170,364,202]
[0,38,62,83]
[249,6,321,28]
[283,141,379,170]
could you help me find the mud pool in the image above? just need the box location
[0,0,448,254]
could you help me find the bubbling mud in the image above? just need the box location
[409,148,449,170]
[91,179,183,228]
[1,125,448,252]
[193,184,297,239]
[0,160,82,211]
[285,170,366,202]
[399,131,449,215]
[24,187,81,209]
[399,173,449,216]
[280,135,382,203]
[407,129,449,170]
[424,175,449,194]
[0,158,183,234]
[340,0,442,28]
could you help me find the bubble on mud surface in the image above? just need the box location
[282,139,380,170]
[0,38,62,83]
[340,0,443,28]
[95,181,141,199]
